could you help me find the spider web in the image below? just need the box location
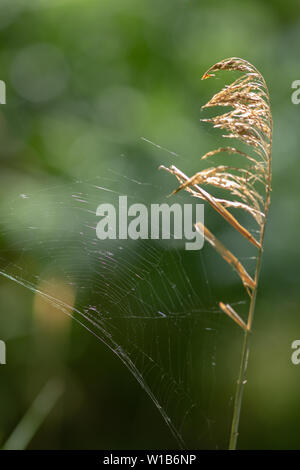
[0,144,252,449]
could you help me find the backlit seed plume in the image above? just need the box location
[160,57,272,330]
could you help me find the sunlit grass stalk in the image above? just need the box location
[161,57,272,450]
[228,248,261,449]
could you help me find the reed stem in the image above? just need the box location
[228,245,264,449]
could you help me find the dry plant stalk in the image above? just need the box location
[160,57,272,449]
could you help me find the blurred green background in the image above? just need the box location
[0,0,300,450]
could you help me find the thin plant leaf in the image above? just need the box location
[195,221,255,292]
[219,302,248,331]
